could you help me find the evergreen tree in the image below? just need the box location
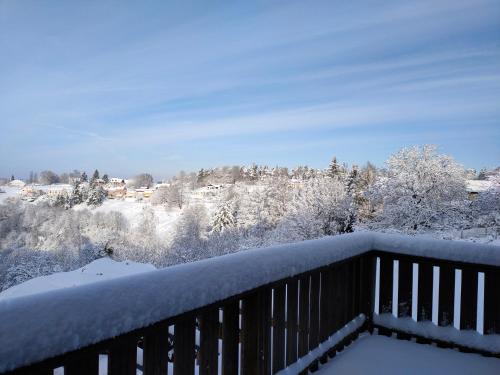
[477,168,487,180]
[327,157,342,178]
[81,171,88,182]
[87,185,106,206]
[212,204,236,233]
[11,175,14,181]
[90,169,100,185]
[102,174,109,183]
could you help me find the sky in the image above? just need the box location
[1,0,499,180]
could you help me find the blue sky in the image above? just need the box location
[1,0,499,179]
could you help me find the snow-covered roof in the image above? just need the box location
[0,232,498,372]
[466,180,492,193]
[8,179,25,187]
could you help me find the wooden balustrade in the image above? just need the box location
[3,248,499,375]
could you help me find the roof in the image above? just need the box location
[465,180,492,193]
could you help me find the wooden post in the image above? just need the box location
[257,289,272,375]
[438,264,455,327]
[199,309,219,375]
[417,262,433,322]
[173,315,196,375]
[65,354,99,375]
[222,302,239,375]
[398,259,412,318]
[286,278,298,366]
[460,268,477,331]
[108,336,137,375]
[143,323,169,375]
[484,269,500,334]
[308,271,320,371]
[298,275,310,359]
[273,284,286,373]
[241,292,259,375]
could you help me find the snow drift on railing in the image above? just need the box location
[374,314,500,352]
[0,232,498,372]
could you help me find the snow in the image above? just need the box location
[0,258,156,300]
[466,180,493,193]
[374,314,500,353]
[0,232,498,372]
[277,314,366,375]
[316,334,500,375]
[0,185,21,203]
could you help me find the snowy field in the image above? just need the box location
[316,334,500,375]
[0,258,155,300]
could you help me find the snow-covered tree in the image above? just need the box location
[211,203,236,233]
[86,185,106,206]
[370,145,468,232]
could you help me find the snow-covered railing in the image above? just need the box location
[0,232,499,374]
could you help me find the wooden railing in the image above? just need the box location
[0,233,498,375]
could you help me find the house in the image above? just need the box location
[107,186,127,199]
[8,179,25,188]
[20,186,44,201]
[466,180,492,199]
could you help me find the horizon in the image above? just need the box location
[1,0,499,178]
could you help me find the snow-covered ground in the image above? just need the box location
[316,334,500,375]
[0,185,21,203]
[0,258,155,300]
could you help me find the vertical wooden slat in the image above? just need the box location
[222,302,239,375]
[286,278,298,366]
[257,289,272,375]
[241,292,259,375]
[298,274,310,358]
[319,270,329,343]
[484,269,500,334]
[108,336,137,375]
[417,262,433,321]
[173,315,196,375]
[379,255,393,315]
[360,255,376,328]
[65,354,99,375]
[199,309,219,375]
[460,268,477,331]
[332,265,342,331]
[352,258,360,317]
[143,324,169,375]
[308,272,320,349]
[272,284,286,373]
[326,267,336,336]
[308,271,320,371]
[398,259,412,318]
[438,264,454,327]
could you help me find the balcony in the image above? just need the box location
[0,232,498,374]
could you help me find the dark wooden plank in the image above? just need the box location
[241,292,259,375]
[460,268,477,331]
[199,309,219,375]
[352,258,360,317]
[319,270,330,343]
[332,265,342,332]
[360,255,376,328]
[438,264,455,327]
[298,274,310,358]
[65,354,99,375]
[143,323,169,375]
[417,262,433,321]
[273,284,286,373]
[326,267,336,336]
[379,255,394,315]
[222,302,239,375]
[173,315,196,375]
[308,271,320,349]
[286,278,298,366]
[484,269,500,334]
[257,288,272,374]
[108,336,137,375]
[398,259,412,318]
